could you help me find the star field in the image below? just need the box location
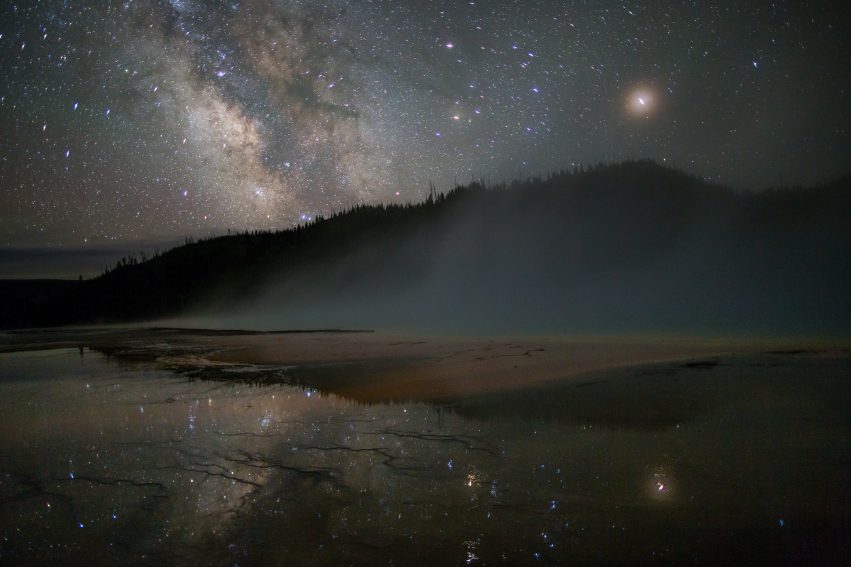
[1,1,849,247]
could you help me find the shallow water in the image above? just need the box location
[0,344,848,565]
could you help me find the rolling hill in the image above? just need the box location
[2,160,850,335]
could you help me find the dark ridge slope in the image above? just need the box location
[2,161,850,334]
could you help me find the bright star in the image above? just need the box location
[627,87,657,116]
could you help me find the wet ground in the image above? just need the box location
[0,331,849,565]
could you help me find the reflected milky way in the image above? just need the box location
[1,345,849,563]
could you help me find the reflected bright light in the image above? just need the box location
[650,466,672,499]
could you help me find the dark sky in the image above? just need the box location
[1,0,849,253]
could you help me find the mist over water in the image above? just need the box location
[2,163,848,336]
[190,164,851,336]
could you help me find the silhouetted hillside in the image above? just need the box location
[2,161,850,335]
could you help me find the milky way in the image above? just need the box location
[1,1,849,248]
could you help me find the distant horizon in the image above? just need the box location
[3,158,850,280]
[4,0,849,265]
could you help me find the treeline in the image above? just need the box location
[95,160,642,279]
[2,159,849,333]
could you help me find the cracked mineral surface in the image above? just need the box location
[0,330,849,564]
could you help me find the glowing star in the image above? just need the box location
[627,87,657,116]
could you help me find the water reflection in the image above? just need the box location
[0,346,848,564]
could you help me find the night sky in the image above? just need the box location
[1,1,849,252]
